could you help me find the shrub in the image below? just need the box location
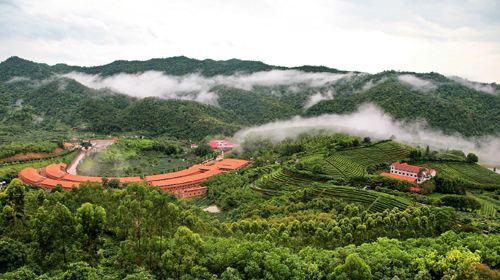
[466,153,478,164]
[439,195,481,211]
[434,176,465,194]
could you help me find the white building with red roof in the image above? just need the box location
[208,139,236,150]
[386,162,436,184]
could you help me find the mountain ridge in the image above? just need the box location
[0,56,499,139]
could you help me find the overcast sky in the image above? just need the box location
[1,0,499,83]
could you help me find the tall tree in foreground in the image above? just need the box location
[31,202,76,268]
[76,202,107,265]
[333,253,372,280]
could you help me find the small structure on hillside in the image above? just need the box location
[215,151,225,161]
[381,162,436,185]
[63,142,76,150]
[208,139,236,150]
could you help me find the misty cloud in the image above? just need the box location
[5,76,31,84]
[5,75,60,88]
[360,77,388,92]
[304,90,334,109]
[449,76,498,95]
[398,74,436,91]
[62,70,348,105]
[235,103,500,164]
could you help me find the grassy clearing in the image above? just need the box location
[78,149,197,177]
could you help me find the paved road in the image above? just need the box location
[66,139,116,175]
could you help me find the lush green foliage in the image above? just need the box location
[1,56,499,279]
[1,56,499,141]
[1,178,499,279]
[77,138,208,177]
[305,77,500,137]
[430,162,500,190]
[0,141,59,159]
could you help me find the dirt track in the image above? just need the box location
[66,139,116,175]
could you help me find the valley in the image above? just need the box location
[0,56,499,279]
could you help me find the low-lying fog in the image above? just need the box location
[234,103,500,165]
[62,70,349,106]
[60,70,499,164]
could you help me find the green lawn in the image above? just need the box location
[77,149,198,177]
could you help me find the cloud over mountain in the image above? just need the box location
[235,103,500,164]
[63,70,348,105]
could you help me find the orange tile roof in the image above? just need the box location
[62,174,102,183]
[44,163,68,179]
[18,168,45,184]
[144,165,204,182]
[115,177,143,183]
[213,158,250,170]
[18,158,251,196]
[380,172,417,184]
[151,169,222,187]
[39,178,79,189]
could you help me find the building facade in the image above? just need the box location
[389,162,436,184]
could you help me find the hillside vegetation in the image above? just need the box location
[1,132,500,278]
[1,55,500,279]
[0,56,499,142]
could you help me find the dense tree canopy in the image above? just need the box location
[0,56,499,279]
[1,56,499,140]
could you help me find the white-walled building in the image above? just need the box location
[389,162,436,184]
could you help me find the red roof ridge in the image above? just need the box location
[380,172,417,184]
[391,162,425,173]
[17,158,251,198]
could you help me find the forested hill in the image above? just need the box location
[305,76,500,136]
[0,56,348,81]
[0,56,498,139]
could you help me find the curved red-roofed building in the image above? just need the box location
[18,158,250,198]
[43,163,67,179]
[18,168,46,185]
[144,165,204,182]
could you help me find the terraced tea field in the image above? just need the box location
[255,169,318,193]
[297,141,410,180]
[334,141,410,168]
[254,169,412,213]
[429,162,500,187]
[324,154,365,177]
[469,194,499,218]
[316,185,411,213]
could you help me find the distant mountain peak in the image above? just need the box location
[3,56,32,64]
